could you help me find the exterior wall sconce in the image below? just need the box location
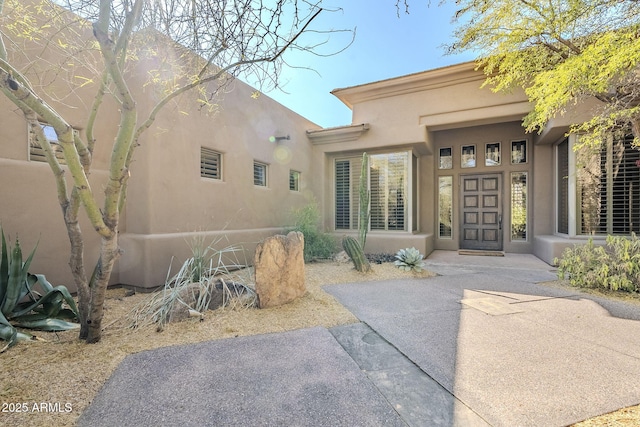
[269,135,290,143]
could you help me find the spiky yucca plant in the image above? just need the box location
[394,247,426,272]
[128,237,256,331]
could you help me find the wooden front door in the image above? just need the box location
[460,174,503,251]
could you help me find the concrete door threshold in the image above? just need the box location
[458,249,505,256]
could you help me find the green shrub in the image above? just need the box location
[555,235,640,293]
[394,247,426,272]
[286,202,336,262]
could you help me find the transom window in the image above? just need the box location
[485,142,501,166]
[335,151,414,232]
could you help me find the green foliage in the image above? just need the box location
[449,0,640,146]
[394,247,426,272]
[342,236,371,273]
[555,235,640,293]
[287,202,336,262]
[0,228,79,352]
[358,152,370,249]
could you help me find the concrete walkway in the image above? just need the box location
[78,251,640,426]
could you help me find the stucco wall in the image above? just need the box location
[0,1,323,291]
[0,1,118,290]
[118,72,322,288]
[0,97,113,290]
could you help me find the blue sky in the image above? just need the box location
[261,0,477,128]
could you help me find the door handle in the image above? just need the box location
[498,214,502,230]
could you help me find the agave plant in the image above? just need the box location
[0,228,79,352]
[394,247,426,272]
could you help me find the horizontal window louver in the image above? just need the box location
[335,160,351,229]
[370,152,408,231]
[200,147,221,179]
[557,139,569,234]
[578,135,640,235]
[30,123,66,165]
[290,170,300,191]
[254,161,267,186]
[334,157,363,230]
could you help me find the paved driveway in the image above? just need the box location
[79,251,640,427]
[325,251,640,426]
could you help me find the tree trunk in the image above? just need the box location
[67,220,90,340]
[85,233,119,343]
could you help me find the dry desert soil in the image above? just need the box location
[0,261,639,427]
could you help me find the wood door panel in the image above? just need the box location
[460,174,502,251]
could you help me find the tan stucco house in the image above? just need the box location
[321,63,638,268]
[1,6,637,292]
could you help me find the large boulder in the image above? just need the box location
[254,231,305,308]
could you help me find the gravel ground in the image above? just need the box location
[0,260,637,427]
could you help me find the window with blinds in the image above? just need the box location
[30,123,66,164]
[253,161,268,186]
[335,157,362,230]
[577,134,640,235]
[370,152,408,231]
[200,147,221,179]
[557,139,569,234]
[335,152,409,232]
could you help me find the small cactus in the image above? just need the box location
[342,236,371,273]
[394,247,426,272]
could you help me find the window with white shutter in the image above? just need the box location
[200,147,222,180]
[335,152,412,232]
[556,134,640,236]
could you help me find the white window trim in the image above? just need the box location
[200,147,223,180]
[333,156,361,230]
[253,161,268,187]
[333,150,416,233]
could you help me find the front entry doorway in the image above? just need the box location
[460,173,503,251]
